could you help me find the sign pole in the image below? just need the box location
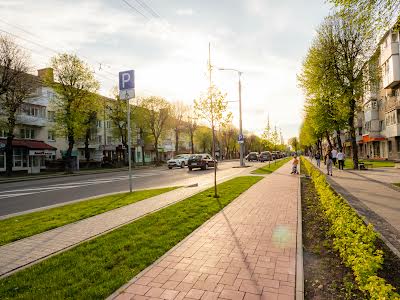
[127,97,132,193]
[119,69,135,193]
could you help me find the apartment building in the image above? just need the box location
[353,27,400,161]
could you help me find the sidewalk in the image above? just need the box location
[0,162,255,278]
[110,162,300,300]
[308,158,400,255]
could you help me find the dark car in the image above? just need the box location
[188,154,217,171]
[246,152,259,162]
[259,151,272,162]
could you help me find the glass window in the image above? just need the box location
[107,136,112,144]
[48,130,55,141]
[97,135,102,144]
[0,129,6,138]
[13,148,22,167]
[20,128,36,139]
[388,141,392,153]
[96,120,102,128]
[47,111,55,122]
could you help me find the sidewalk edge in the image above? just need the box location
[295,164,304,300]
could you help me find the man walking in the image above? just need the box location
[315,152,321,168]
[331,147,338,166]
[325,150,333,176]
[337,149,345,170]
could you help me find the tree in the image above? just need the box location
[171,101,188,154]
[0,35,37,176]
[288,137,299,152]
[194,85,228,197]
[48,53,100,172]
[185,109,198,154]
[194,126,212,153]
[298,13,375,169]
[262,116,273,151]
[139,96,171,165]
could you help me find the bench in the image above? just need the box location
[359,162,373,170]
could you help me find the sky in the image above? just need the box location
[0,0,331,141]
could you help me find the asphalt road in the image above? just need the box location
[0,160,257,217]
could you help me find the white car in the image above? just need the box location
[167,154,190,169]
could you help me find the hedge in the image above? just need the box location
[302,158,400,300]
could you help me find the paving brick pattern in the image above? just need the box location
[0,164,260,277]
[111,162,299,300]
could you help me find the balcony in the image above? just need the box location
[382,55,400,89]
[380,42,399,65]
[385,124,400,137]
[385,96,400,112]
[16,114,47,127]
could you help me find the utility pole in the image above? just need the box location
[238,72,244,167]
[209,42,218,198]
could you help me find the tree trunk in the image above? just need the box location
[348,99,358,170]
[336,130,343,152]
[5,134,14,177]
[154,139,159,165]
[175,129,179,154]
[65,133,74,174]
[326,131,333,150]
[84,129,90,163]
[190,131,194,154]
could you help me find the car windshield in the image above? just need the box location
[189,155,202,159]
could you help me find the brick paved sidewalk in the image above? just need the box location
[110,162,300,300]
[0,164,260,278]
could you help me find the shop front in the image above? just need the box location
[0,139,56,174]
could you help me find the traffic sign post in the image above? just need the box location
[238,134,244,144]
[119,70,135,192]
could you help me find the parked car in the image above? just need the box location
[167,154,190,169]
[246,152,259,162]
[259,151,272,162]
[187,154,217,171]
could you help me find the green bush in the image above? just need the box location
[302,158,400,300]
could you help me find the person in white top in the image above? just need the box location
[331,148,338,166]
[337,150,345,170]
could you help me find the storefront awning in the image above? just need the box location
[0,139,56,150]
[362,135,386,143]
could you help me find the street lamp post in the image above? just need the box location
[218,68,245,167]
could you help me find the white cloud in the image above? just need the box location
[176,8,194,16]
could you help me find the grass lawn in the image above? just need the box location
[343,158,395,169]
[394,183,400,187]
[0,187,177,246]
[252,157,291,174]
[0,176,262,299]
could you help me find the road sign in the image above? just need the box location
[119,70,135,100]
[119,69,135,193]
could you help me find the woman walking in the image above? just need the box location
[325,150,333,176]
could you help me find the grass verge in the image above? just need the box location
[0,187,178,246]
[0,176,262,299]
[344,159,394,169]
[251,157,291,174]
[393,183,400,188]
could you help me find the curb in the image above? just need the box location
[296,163,304,300]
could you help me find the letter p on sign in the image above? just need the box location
[119,70,135,90]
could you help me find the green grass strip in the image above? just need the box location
[393,183,400,188]
[344,158,394,169]
[0,176,262,299]
[0,187,178,246]
[251,157,291,174]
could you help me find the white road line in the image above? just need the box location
[0,172,160,199]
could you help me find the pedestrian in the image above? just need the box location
[325,150,333,176]
[331,147,338,166]
[291,155,299,174]
[315,152,321,168]
[337,149,345,170]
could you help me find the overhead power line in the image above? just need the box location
[133,0,161,18]
[121,0,150,20]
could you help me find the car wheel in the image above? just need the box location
[188,167,192,171]
[180,162,184,168]
[168,166,172,169]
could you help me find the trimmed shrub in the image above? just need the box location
[302,158,400,300]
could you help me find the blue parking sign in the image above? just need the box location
[119,70,135,90]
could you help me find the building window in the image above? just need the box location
[107,136,112,144]
[106,121,111,129]
[96,120,102,128]
[48,130,55,141]
[20,128,36,139]
[13,148,24,167]
[47,111,55,122]
[97,135,102,144]
[379,120,384,131]
[397,138,400,153]
[388,141,392,153]
[0,129,6,138]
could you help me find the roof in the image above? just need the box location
[0,139,56,150]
